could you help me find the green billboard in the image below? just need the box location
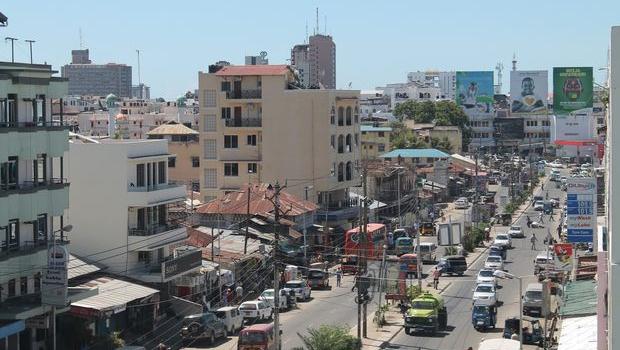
[553,67,593,114]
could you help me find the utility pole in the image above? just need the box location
[529,136,533,182]
[244,185,251,254]
[5,37,17,63]
[362,162,369,338]
[397,170,402,228]
[136,49,141,86]
[25,39,35,64]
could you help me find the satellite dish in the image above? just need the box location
[260,51,268,58]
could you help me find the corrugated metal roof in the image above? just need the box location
[380,148,449,159]
[360,125,392,132]
[68,254,101,280]
[214,65,290,76]
[71,276,158,312]
[557,315,597,350]
[560,280,597,317]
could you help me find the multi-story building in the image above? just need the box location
[198,64,360,226]
[61,49,132,97]
[147,121,200,188]
[0,61,69,349]
[407,70,456,100]
[67,139,202,293]
[291,34,336,89]
[245,52,269,65]
[359,90,390,117]
[132,83,151,100]
[521,114,551,153]
[360,125,392,158]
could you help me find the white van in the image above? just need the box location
[414,242,437,262]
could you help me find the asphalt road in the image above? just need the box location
[387,170,564,350]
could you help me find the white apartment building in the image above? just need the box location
[407,70,456,100]
[521,114,551,152]
[199,64,360,226]
[379,82,443,110]
[0,62,69,350]
[359,90,389,117]
[67,139,202,289]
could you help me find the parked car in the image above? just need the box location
[307,269,330,289]
[533,252,555,275]
[489,245,506,260]
[237,323,281,350]
[484,256,504,271]
[284,280,311,301]
[507,225,524,238]
[259,289,289,310]
[522,283,545,317]
[238,300,272,322]
[493,234,512,249]
[476,268,497,286]
[414,242,437,262]
[180,312,228,346]
[437,255,467,276]
[454,197,470,209]
[215,306,244,335]
[472,283,498,305]
[533,201,545,211]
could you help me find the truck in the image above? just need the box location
[403,292,447,335]
[180,312,228,346]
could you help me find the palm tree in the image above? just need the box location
[293,325,361,350]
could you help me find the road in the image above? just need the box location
[387,170,564,350]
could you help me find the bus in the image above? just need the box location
[344,223,387,260]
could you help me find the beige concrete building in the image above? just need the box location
[360,124,392,158]
[198,64,360,223]
[404,120,463,153]
[147,121,200,187]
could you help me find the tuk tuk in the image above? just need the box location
[395,237,414,256]
[340,255,358,275]
[502,317,543,346]
[497,213,512,226]
[419,222,435,236]
[472,299,497,331]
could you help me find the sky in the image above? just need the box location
[2,0,618,99]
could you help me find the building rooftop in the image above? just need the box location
[560,279,597,317]
[380,148,450,159]
[360,125,393,132]
[146,121,198,136]
[214,64,290,76]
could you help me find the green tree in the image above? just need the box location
[295,325,361,350]
[391,129,427,150]
[430,137,453,153]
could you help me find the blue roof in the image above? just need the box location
[380,148,449,159]
[360,125,392,132]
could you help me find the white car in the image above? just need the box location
[472,283,498,305]
[454,197,470,209]
[476,268,497,286]
[533,201,545,211]
[215,306,244,334]
[549,160,564,169]
[531,221,544,229]
[238,300,272,321]
[507,225,524,238]
[493,234,512,249]
[259,289,289,310]
[484,256,504,271]
[284,280,312,301]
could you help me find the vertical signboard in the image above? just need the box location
[510,70,548,114]
[456,71,494,111]
[42,244,69,306]
[566,178,597,243]
[553,243,574,271]
[553,67,593,114]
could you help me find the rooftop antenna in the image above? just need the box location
[324,15,327,35]
[5,37,17,63]
[495,62,504,94]
[305,20,308,44]
[25,39,35,64]
[136,49,141,86]
[512,53,517,71]
[79,27,83,49]
[316,7,319,35]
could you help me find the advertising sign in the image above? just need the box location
[510,70,548,113]
[493,118,525,140]
[553,67,593,114]
[550,115,596,142]
[566,178,597,243]
[42,244,69,306]
[161,249,202,282]
[456,71,494,111]
[553,243,574,271]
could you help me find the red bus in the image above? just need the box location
[344,223,387,260]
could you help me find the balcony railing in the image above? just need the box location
[128,222,182,236]
[0,121,68,130]
[0,178,68,195]
[226,89,262,99]
[0,240,49,261]
[225,118,262,127]
[127,183,177,192]
[320,198,360,211]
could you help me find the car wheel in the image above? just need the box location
[405,327,410,335]
[209,331,215,345]
[223,328,228,338]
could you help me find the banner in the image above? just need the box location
[42,244,69,306]
[553,67,593,114]
[510,70,548,114]
[553,243,573,271]
[456,71,494,112]
[566,178,597,243]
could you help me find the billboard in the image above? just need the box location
[493,117,525,140]
[553,67,593,114]
[42,244,69,306]
[553,243,573,271]
[566,178,597,243]
[510,70,548,113]
[456,71,494,112]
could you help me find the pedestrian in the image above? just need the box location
[351,274,359,292]
[221,289,228,306]
[526,216,531,228]
[433,267,441,290]
[541,182,544,190]
[538,212,544,224]
[157,341,168,350]
[549,212,555,221]
[531,233,538,250]
[336,268,342,287]
[226,288,233,305]
[235,283,244,303]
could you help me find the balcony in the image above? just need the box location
[316,199,361,222]
[126,183,185,207]
[0,240,48,262]
[128,222,181,236]
[225,118,262,127]
[226,89,262,99]
[128,223,186,251]
[0,180,69,228]
[0,120,69,132]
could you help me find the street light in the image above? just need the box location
[493,270,523,350]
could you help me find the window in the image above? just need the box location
[337,135,344,153]
[168,157,176,168]
[204,169,217,188]
[361,131,367,135]
[0,156,18,190]
[338,107,344,126]
[330,135,335,149]
[345,161,353,181]
[330,106,335,125]
[248,163,257,174]
[20,277,27,295]
[138,251,151,263]
[221,107,231,119]
[33,154,46,184]
[191,157,200,168]
[136,164,145,187]
[204,139,217,159]
[221,81,231,92]
[354,106,359,123]
[224,163,239,176]
[378,144,385,152]
[224,135,238,148]
[158,161,166,184]
[8,279,15,297]
[345,107,352,125]
[337,163,344,182]
[8,220,18,250]
[247,135,257,146]
[354,133,359,146]
[204,114,217,132]
[203,89,216,107]
[35,214,47,242]
[34,273,41,293]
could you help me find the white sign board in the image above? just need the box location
[42,245,69,306]
[566,178,597,243]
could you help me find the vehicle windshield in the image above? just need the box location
[214,311,226,318]
[487,256,501,262]
[411,301,435,309]
[525,290,543,300]
[423,223,433,228]
[476,285,494,293]
[239,303,257,310]
[239,331,267,345]
[397,238,412,245]
[510,226,520,231]
[496,235,508,240]
[308,271,324,278]
[261,290,274,298]
[285,282,302,289]
[479,270,494,277]
[417,245,431,252]
[473,305,490,313]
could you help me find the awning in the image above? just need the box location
[0,320,24,339]
[71,276,158,317]
[557,315,597,350]
[68,254,101,280]
[554,140,597,146]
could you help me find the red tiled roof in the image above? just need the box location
[187,227,214,248]
[214,65,290,76]
[196,183,317,216]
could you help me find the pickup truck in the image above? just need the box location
[180,312,228,346]
[404,292,447,334]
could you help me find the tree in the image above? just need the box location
[391,129,427,150]
[295,325,361,350]
[430,137,453,153]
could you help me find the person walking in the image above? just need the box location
[235,283,244,304]
[541,182,544,190]
[531,233,538,250]
[336,268,342,287]
[538,212,544,224]
[549,212,555,221]
[432,267,441,290]
[526,215,532,228]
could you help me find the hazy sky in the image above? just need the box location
[2,0,617,99]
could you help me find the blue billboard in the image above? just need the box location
[456,71,494,112]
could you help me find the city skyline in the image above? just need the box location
[1,0,616,99]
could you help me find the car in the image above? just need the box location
[533,201,545,211]
[415,242,437,262]
[238,300,273,322]
[531,221,544,228]
[284,280,312,301]
[259,289,289,310]
[489,245,507,260]
[493,234,512,249]
[180,312,228,346]
[507,225,524,238]
[306,269,330,289]
[549,160,564,169]
[581,163,592,170]
[484,256,504,271]
[454,197,470,209]
[472,283,498,305]
[476,268,498,286]
[215,306,244,335]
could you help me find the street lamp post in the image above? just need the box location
[493,270,523,350]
